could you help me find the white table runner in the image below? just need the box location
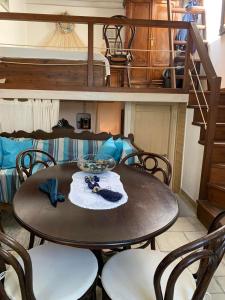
[68,171,128,210]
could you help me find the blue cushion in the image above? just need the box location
[114,138,123,162]
[95,137,117,160]
[1,137,33,169]
[0,138,3,168]
[120,139,136,164]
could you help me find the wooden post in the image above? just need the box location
[199,77,221,200]
[167,0,176,89]
[183,31,193,92]
[88,22,94,87]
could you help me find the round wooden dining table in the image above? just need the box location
[13,163,179,250]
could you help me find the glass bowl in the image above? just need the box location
[77,154,116,174]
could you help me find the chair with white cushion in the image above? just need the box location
[0,231,98,300]
[101,211,225,300]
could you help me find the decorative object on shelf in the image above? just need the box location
[45,11,85,49]
[52,118,74,129]
[77,154,116,174]
[76,113,91,130]
[85,175,122,202]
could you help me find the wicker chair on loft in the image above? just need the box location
[103,15,136,87]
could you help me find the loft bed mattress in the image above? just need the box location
[0,46,110,76]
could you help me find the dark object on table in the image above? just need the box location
[39,178,65,207]
[85,175,122,202]
[52,118,74,129]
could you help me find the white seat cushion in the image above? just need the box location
[102,249,197,300]
[4,242,98,300]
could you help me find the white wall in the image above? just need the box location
[0,0,27,44]
[205,0,225,87]
[181,109,204,201]
[26,1,124,49]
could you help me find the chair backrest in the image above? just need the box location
[120,151,172,185]
[103,15,136,60]
[154,211,225,300]
[0,230,35,300]
[16,149,57,183]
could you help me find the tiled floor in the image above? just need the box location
[1,194,225,299]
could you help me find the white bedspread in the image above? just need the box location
[0,46,110,76]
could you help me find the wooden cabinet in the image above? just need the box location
[125,0,177,86]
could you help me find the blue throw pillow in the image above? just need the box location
[95,137,117,160]
[1,137,33,169]
[114,138,123,162]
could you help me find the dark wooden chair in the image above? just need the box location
[101,211,225,300]
[16,149,57,184]
[103,15,136,87]
[120,151,172,250]
[120,151,172,186]
[0,228,98,300]
[16,149,57,249]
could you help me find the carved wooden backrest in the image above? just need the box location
[0,128,135,143]
[103,15,136,60]
[154,211,225,300]
[120,151,172,185]
[0,231,35,300]
[16,149,57,183]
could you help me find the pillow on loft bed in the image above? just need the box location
[1,137,33,169]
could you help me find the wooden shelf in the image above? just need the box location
[174,40,207,45]
[172,6,205,14]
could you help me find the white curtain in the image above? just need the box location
[0,99,59,133]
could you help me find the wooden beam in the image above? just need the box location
[0,12,190,28]
[167,0,176,89]
[87,23,94,87]
[183,31,192,92]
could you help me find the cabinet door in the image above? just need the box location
[126,1,152,85]
[134,104,171,154]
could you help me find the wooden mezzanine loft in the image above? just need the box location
[0,11,223,226]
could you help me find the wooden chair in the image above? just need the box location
[16,149,57,249]
[0,229,98,300]
[16,149,57,184]
[120,151,172,186]
[101,211,225,300]
[121,151,172,250]
[103,15,136,87]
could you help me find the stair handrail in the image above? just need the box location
[188,70,207,130]
[189,22,222,200]
[189,22,217,85]
[190,55,209,112]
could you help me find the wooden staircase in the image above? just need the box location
[188,91,225,227]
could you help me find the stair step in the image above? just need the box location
[210,163,225,185]
[212,143,225,163]
[197,200,225,228]
[178,75,207,80]
[208,183,225,209]
[189,90,225,106]
[193,106,225,123]
[172,6,205,14]
[199,123,225,142]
